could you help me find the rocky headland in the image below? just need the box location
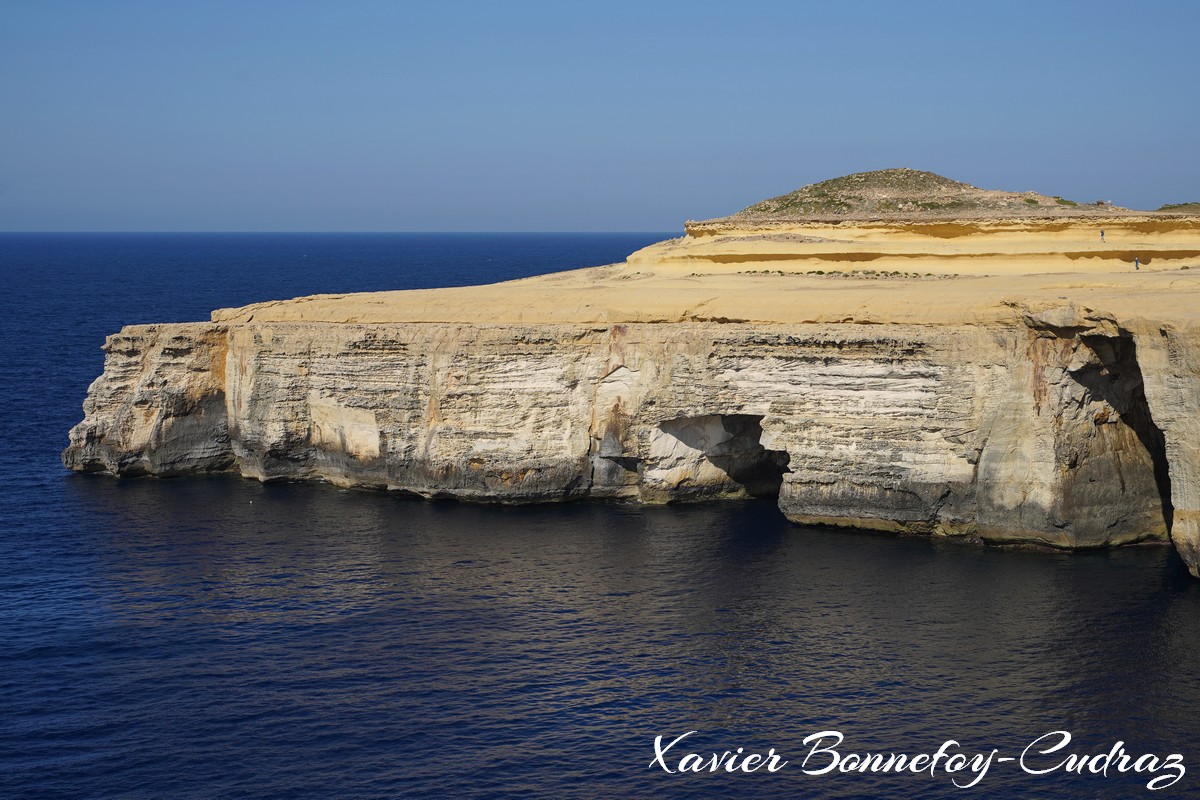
[64,169,1200,576]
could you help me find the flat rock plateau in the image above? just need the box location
[65,169,1200,576]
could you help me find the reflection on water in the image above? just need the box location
[2,476,1197,798]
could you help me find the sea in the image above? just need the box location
[1,232,1198,799]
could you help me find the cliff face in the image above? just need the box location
[1134,326,1200,572]
[67,313,1186,561]
[64,323,234,477]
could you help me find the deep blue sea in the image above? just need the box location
[1,233,1199,799]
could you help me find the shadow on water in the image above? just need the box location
[0,474,1188,798]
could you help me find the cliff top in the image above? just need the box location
[211,207,1200,329]
[209,169,1200,330]
[699,168,1169,224]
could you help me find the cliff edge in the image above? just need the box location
[64,170,1200,576]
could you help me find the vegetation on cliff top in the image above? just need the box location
[725,168,1125,221]
[1158,202,1200,213]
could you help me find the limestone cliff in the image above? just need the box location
[64,323,233,476]
[66,313,1179,541]
[63,170,1200,576]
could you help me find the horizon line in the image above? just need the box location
[0,229,679,236]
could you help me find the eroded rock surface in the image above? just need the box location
[65,323,233,477]
[67,317,1178,558]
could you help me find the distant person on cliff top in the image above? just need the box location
[1100,229,1105,242]
[1135,257,1140,270]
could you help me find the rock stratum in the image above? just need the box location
[65,170,1200,576]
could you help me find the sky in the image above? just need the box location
[2,0,1198,232]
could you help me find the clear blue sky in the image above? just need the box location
[2,0,1197,231]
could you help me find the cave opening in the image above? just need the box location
[650,413,792,500]
[1069,335,1174,533]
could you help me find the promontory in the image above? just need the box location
[64,169,1200,576]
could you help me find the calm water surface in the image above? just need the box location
[1,234,1198,799]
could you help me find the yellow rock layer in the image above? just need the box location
[212,217,1200,330]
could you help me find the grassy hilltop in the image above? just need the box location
[722,168,1150,221]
